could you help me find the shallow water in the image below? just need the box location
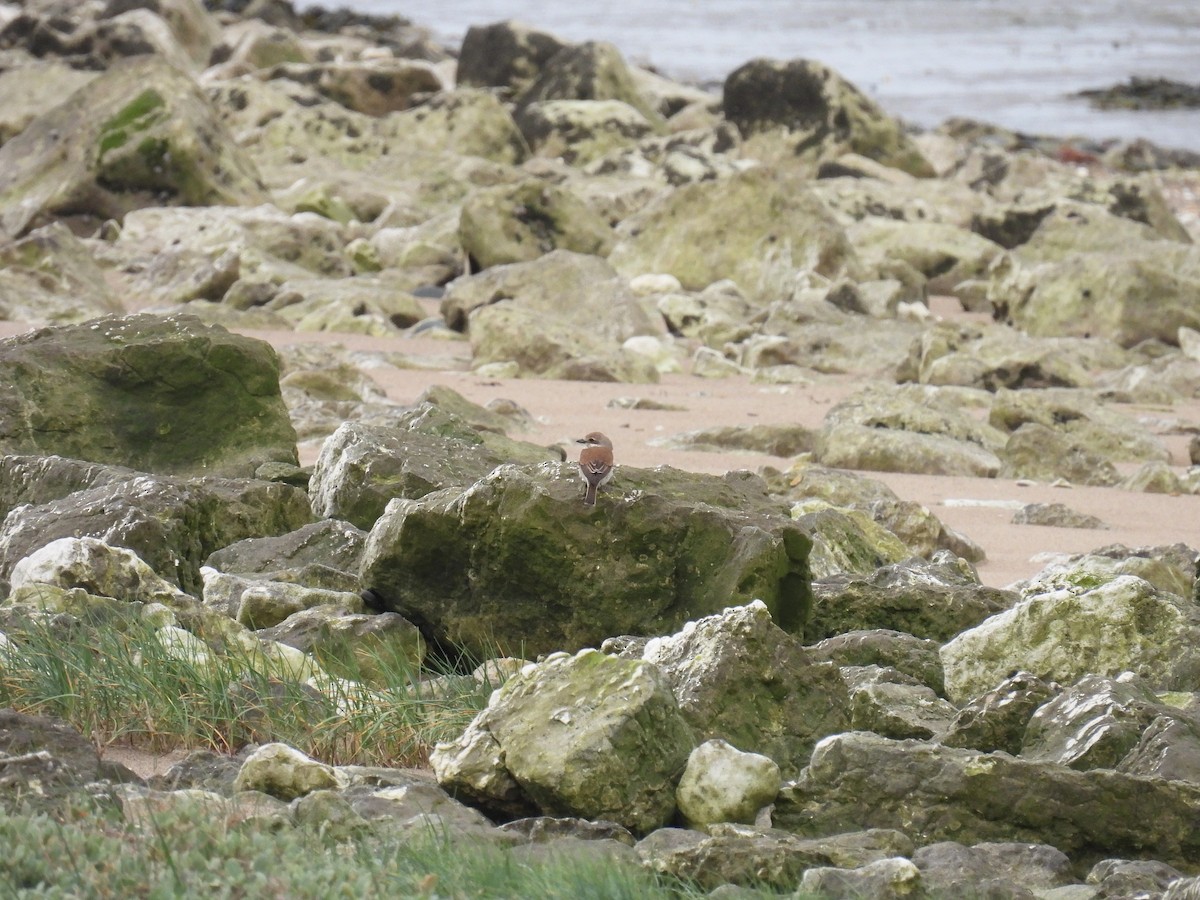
[328,0,1200,151]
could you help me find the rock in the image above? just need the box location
[360,465,811,659]
[266,276,427,335]
[847,217,1003,292]
[457,179,614,270]
[0,223,122,325]
[940,672,1060,755]
[779,462,978,561]
[261,58,443,116]
[1118,712,1200,783]
[899,322,1124,390]
[231,581,362,630]
[655,280,758,347]
[0,59,97,146]
[998,423,1122,486]
[233,742,341,801]
[675,738,782,829]
[659,423,814,457]
[791,502,910,579]
[203,519,366,585]
[0,709,136,815]
[799,857,923,899]
[0,55,265,236]
[1120,460,1188,494]
[912,841,1075,897]
[8,535,189,608]
[441,249,660,380]
[941,575,1200,703]
[515,99,656,166]
[1078,76,1200,111]
[0,470,312,596]
[430,648,692,833]
[0,314,298,477]
[467,301,661,382]
[989,206,1200,348]
[842,665,959,740]
[260,606,425,684]
[514,40,663,130]
[806,629,946,696]
[609,167,859,302]
[455,20,570,97]
[809,553,1016,644]
[1087,858,1187,897]
[308,412,560,530]
[775,731,1200,870]
[636,824,914,892]
[723,58,933,177]
[1020,672,1186,771]
[989,387,1170,464]
[643,602,851,779]
[214,19,314,70]
[1013,503,1108,529]
[813,384,1005,477]
[1015,544,1197,606]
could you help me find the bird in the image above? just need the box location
[576,432,614,507]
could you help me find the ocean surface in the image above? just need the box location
[319,0,1200,152]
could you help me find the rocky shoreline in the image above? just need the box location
[4,0,1200,897]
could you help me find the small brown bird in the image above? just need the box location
[576,431,614,507]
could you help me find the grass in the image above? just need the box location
[0,799,716,899]
[0,605,490,768]
[0,610,789,898]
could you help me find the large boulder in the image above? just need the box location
[989,387,1170,463]
[988,205,1200,347]
[642,602,851,778]
[941,575,1200,703]
[723,58,933,177]
[813,384,1005,477]
[775,731,1200,871]
[0,314,298,477]
[608,167,859,302]
[431,648,693,833]
[0,55,265,236]
[359,465,811,659]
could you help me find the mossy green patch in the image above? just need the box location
[97,89,166,160]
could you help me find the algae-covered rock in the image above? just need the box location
[431,648,692,833]
[360,465,810,659]
[456,20,570,97]
[940,672,1060,755]
[0,313,298,476]
[309,411,560,530]
[643,602,850,779]
[516,99,655,166]
[514,40,664,130]
[0,472,312,597]
[941,575,1200,703]
[0,55,265,235]
[609,166,858,301]
[0,222,122,325]
[809,553,1016,644]
[775,731,1200,871]
[457,178,614,270]
[724,57,933,177]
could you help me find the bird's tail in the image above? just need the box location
[584,482,598,506]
